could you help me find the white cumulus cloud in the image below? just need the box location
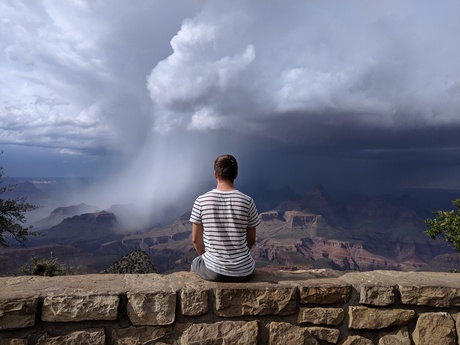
[147,0,460,139]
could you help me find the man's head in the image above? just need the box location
[214,154,238,182]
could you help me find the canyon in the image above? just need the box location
[0,182,457,276]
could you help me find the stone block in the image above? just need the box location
[399,285,460,307]
[0,295,38,330]
[0,340,28,345]
[360,285,396,306]
[127,290,176,325]
[180,287,208,316]
[306,326,340,344]
[112,325,171,345]
[412,312,456,345]
[36,329,105,345]
[378,327,411,345]
[41,294,119,322]
[269,322,319,345]
[180,320,258,345]
[454,313,460,343]
[297,280,351,304]
[348,306,415,329]
[342,335,373,345]
[215,285,296,317]
[298,307,344,325]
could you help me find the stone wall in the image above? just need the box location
[1,269,460,344]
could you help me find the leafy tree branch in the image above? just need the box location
[425,199,460,252]
[0,157,40,247]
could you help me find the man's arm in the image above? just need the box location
[192,223,205,255]
[246,227,256,249]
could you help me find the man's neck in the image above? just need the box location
[215,179,236,191]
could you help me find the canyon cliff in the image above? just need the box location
[0,185,456,276]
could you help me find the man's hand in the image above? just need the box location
[192,223,205,255]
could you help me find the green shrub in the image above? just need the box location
[19,256,70,276]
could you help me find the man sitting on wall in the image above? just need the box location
[189,154,261,282]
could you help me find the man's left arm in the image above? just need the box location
[192,223,205,255]
[246,227,256,249]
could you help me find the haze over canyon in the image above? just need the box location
[0,178,458,276]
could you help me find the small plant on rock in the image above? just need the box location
[19,256,70,276]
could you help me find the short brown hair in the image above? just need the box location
[214,154,238,182]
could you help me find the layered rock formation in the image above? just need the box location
[31,203,100,230]
[1,185,456,277]
[28,210,122,252]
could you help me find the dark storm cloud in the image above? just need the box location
[1,0,459,225]
[146,0,460,192]
[148,1,460,136]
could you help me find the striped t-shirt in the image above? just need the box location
[189,189,261,277]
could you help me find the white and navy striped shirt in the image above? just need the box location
[189,189,261,277]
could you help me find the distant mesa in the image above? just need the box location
[50,203,100,217]
[32,203,100,230]
[28,210,121,254]
[9,181,43,196]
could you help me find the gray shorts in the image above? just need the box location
[191,256,252,282]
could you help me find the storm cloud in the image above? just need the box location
[1,0,459,223]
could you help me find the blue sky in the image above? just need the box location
[1,0,460,219]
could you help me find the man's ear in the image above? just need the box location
[214,170,218,179]
[234,172,238,180]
